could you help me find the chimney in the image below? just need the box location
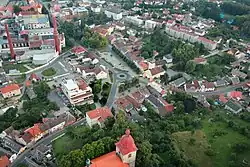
[52,15,60,55]
[4,24,15,59]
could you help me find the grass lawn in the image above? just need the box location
[42,67,56,76]
[53,126,89,156]
[53,135,83,156]
[202,117,250,167]
[3,63,28,73]
[172,130,213,167]
[15,76,26,84]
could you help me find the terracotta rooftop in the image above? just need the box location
[72,46,87,54]
[0,84,20,94]
[0,155,10,167]
[25,124,42,138]
[77,80,89,90]
[131,91,145,103]
[86,107,113,122]
[115,129,137,155]
[150,66,164,76]
[90,151,129,167]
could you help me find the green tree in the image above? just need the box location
[185,60,196,73]
[13,5,21,14]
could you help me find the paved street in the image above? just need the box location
[10,119,86,167]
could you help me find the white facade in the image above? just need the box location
[1,89,21,98]
[91,6,101,13]
[32,51,56,65]
[105,10,123,20]
[116,147,137,164]
[61,79,93,105]
[125,16,144,26]
[48,122,65,134]
[86,114,100,127]
[145,20,160,29]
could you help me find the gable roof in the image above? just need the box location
[86,107,113,122]
[150,66,164,76]
[25,124,42,137]
[115,98,133,112]
[125,95,141,109]
[72,46,87,54]
[131,91,145,103]
[0,84,20,94]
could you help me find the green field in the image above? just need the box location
[3,63,28,73]
[172,111,250,167]
[172,130,213,167]
[42,67,56,76]
[202,117,250,167]
[53,126,91,156]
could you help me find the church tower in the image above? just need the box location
[115,129,138,166]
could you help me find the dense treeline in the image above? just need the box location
[0,82,58,131]
[221,2,250,16]
[142,30,206,71]
[112,45,141,74]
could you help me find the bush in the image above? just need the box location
[204,149,215,156]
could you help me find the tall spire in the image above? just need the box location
[4,24,15,59]
[52,15,60,55]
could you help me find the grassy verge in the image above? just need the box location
[3,63,28,73]
[42,67,56,76]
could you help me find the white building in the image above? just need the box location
[80,66,108,80]
[125,16,144,26]
[91,5,101,13]
[61,79,93,106]
[145,20,161,30]
[105,8,123,20]
[32,49,57,65]
[86,106,113,127]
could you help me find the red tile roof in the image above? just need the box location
[25,80,31,87]
[228,91,242,99]
[90,151,129,167]
[72,46,87,54]
[193,57,207,64]
[30,73,40,81]
[25,124,42,137]
[125,95,141,109]
[115,129,137,155]
[115,98,133,112]
[0,84,20,94]
[150,66,164,76]
[77,80,88,90]
[202,81,214,89]
[219,94,228,103]
[86,107,113,121]
[198,37,216,44]
[131,91,145,103]
[0,155,10,167]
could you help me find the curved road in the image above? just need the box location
[10,118,86,167]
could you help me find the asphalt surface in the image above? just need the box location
[10,118,86,167]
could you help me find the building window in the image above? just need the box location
[128,154,132,158]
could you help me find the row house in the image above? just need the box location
[78,66,108,80]
[144,66,165,79]
[184,80,215,92]
[165,26,217,50]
